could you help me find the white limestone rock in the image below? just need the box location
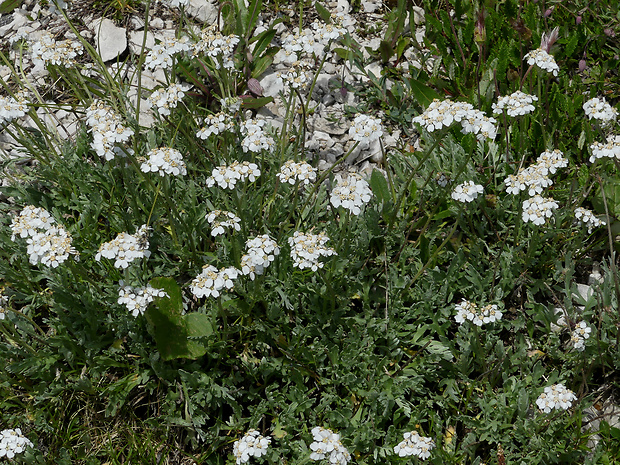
[90,18,127,62]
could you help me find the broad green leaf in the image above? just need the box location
[315,1,332,23]
[251,29,277,58]
[185,312,214,339]
[408,78,440,108]
[0,0,20,14]
[370,169,391,207]
[241,95,274,109]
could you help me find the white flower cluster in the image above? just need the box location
[10,206,77,268]
[206,210,241,236]
[147,83,190,117]
[118,283,169,317]
[309,427,351,465]
[583,97,618,125]
[451,181,483,203]
[330,173,373,215]
[589,134,620,163]
[278,29,318,64]
[454,300,503,326]
[140,147,187,176]
[536,383,577,413]
[30,31,83,69]
[206,161,261,189]
[240,235,280,280]
[393,431,435,460]
[144,36,192,70]
[196,113,235,139]
[492,91,538,117]
[190,265,240,298]
[413,99,497,141]
[85,100,134,161]
[349,114,384,148]
[575,207,605,233]
[571,321,592,352]
[522,195,559,225]
[288,231,336,271]
[312,15,349,45]
[232,429,271,465]
[524,48,559,76]
[277,60,313,89]
[0,428,33,459]
[240,119,275,153]
[10,205,56,241]
[277,160,317,185]
[0,91,29,125]
[504,150,567,196]
[95,225,151,269]
[26,225,77,267]
[193,25,240,70]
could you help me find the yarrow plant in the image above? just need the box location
[85,100,134,161]
[589,134,620,162]
[240,235,280,280]
[570,321,592,352]
[277,160,317,185]
[206,210,241,236]
[140,147,187,176]
[147,83,191,117]
[583,96,617,125]
[95,225,151,269]
[574,207,605,233]
[536,383,577,413]
[492,91,538,117]
[0,428,33,459]
[190,265,240,298]
[288,231,336,271]
[30,31,83,70]
[118,283,169,317]
[393,431,435,460]
[232,429,271,465]
[451,181,483,203]
[330,172,373,215]
[206,161,261,189]
[144,36,192,70]
[521,195,559,225]
[412,99,497,140]
[308,427,351,465]
[454,300,503,326]
[349,114,384,148]
[0,91,30,125]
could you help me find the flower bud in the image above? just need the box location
[578,59,587,72]
[544,8,553,17]
[576,15,582,25]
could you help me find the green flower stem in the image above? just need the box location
[0,323,38,355]
[388,130,446,230]
[401,221,458,297]
[294,141,361,230]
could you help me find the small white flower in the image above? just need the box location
[206,161,261,189]
[118,283,169,317]
[575,207,606,233]
[570,321,592,351]
[277,160,317,185]
[394,430,435,460]
[288,231,336,271]
[190,265,240,298]
[147,83,191,117]
[536,384,577,413]
[95,225,150,269]
[349,114,384,148]
[583,97,617,125]
[451,181,483,203]
[330,172,373,215]
[232,429,271,465]
[524,48,559,76]
[140,147,187,176]
[589,135,620,163]
[0,428,34,459]
[308,427,351,465]
[493,91,538,117]
[206,210,241,236]
[522,195,558,225]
